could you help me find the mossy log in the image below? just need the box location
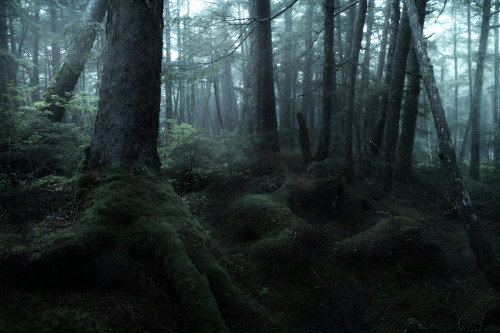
[0,165,267,332]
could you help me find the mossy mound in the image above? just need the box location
[334,216,425,259]
[1,166,270,332]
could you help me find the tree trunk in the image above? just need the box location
[316,0,336,160]
[0,0,10,110]
[359,0,375,140]
[396,0,427,184]
[280,7,293,131]
[49,5,62,72]
[176,2,185,125]
[369,0,400,158]
[249,0,279,152]
[363,1,391,142]
[380,1,413,191]
[453,8,459,153]
[42,0,109,123]
[405,0,500,292]
[470,0,491,180]
[297,113,312,166]
[164,1,174,143]
[89,0,161,172]
[459,2,475,163]
[301,2,315,134]
[495,1,500,168]
[344,0,367,186]
[30,6,40,102]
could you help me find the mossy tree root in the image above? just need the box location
[74,167,262,332]
[1,166,265,332]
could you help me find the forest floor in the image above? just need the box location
[1,152,500,332]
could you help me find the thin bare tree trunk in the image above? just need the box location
[344,0,367,186]
[469,0,491,180]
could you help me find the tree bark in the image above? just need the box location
[405,0,500,292]
[459,2,475,163]
[363,1,391,142]
[495,1,500,168]
[381,1,413,191]
[316,0,336,160]
[396,0,427,184]
[0,0,10,110]
[301,2,315,134]
[249,0,279,152]
[470,0,491,180]
[359,0,375,139]
[49,5,62,72]
[344,0,367,186]
[280,6,293,131]
[30,6,40,103]
[369,0,400,158]
[453,8,459,153]
[41,0,108,123]
[164,1,174,143]
[89,0,161,172]
[297,113,312,166]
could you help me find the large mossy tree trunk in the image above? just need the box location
[89,0,161,171]
[405,0,500,292]
[41,0,109,123]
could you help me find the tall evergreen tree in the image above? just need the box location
[249,0,279,152]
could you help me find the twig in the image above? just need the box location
[310,256,325,283]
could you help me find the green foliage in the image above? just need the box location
[160,122,211,171]
[160,125,255,193]
[0,109,89,180]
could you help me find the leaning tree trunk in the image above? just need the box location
[89,0,161,172]
[405,0,500,292]
[41,0,109,123]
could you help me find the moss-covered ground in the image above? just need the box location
[1,152,500,332]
